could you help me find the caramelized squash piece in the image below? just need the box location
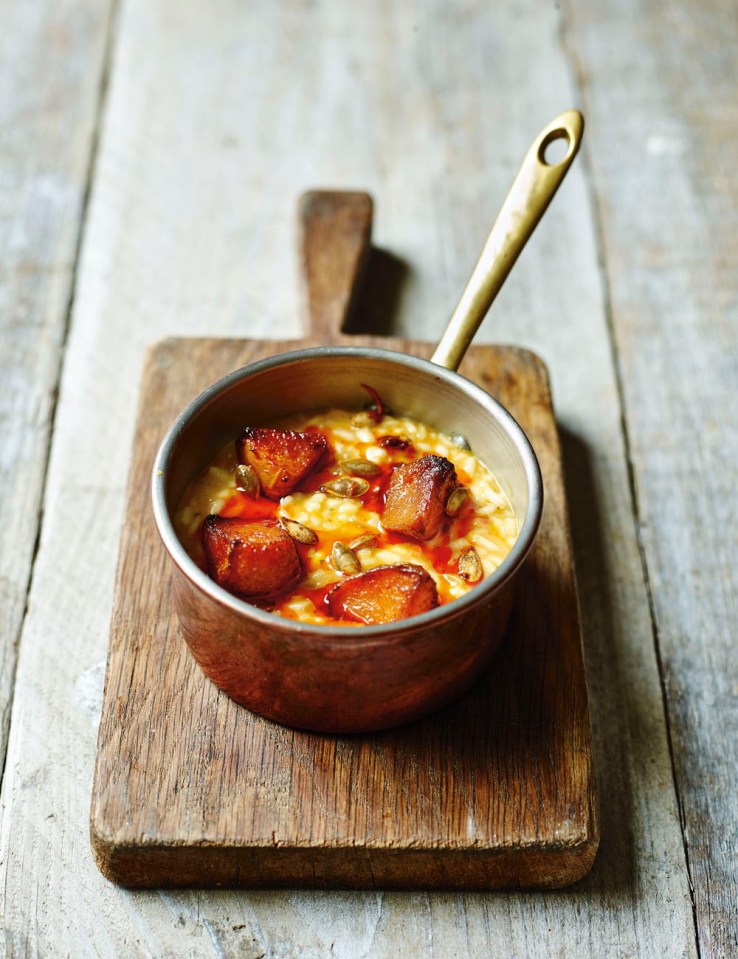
[237,428,328,500]
[382,454,459,541]
[202,516,302,601]
[326,564,439,625]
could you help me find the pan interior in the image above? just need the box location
[161,350,533,536]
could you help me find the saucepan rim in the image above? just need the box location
[152,344,543,642]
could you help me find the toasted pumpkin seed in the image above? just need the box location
[449,432,472,451]
[457,546,483,583]
[445,487,469,516]
[332,541,362,575]
[349,533,377,551]
[341,458,381,478]
[321,477,370,498]
[234,464,259,497]
[281,517,318,545]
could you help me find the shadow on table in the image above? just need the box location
[554,424,640,896]
[343,247,411,338]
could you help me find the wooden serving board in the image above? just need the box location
[91,193,598,888]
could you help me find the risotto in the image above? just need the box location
[175,390,518,627]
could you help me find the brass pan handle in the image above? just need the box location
[431,110,584,372]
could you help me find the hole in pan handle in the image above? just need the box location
[431,109,584,373]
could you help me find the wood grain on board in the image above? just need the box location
[298,191,374,342]
[91,334,598,888]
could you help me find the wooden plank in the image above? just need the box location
[0,0,114,762]
[564,1,738,954]
[91,337,598,889]
[0,0,698,954]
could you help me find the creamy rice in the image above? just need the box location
[175,407,518,626]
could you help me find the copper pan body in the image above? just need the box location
[153,111,585,731]
[152,347,542,733]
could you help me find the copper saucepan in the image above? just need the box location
[152,111,583,733]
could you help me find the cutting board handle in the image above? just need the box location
[298,190,373,342]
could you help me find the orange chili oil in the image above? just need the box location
[220,491,278,520]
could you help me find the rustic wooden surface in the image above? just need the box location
[0,0,733,954]
[564,6,738,954]
[0,0,113,768]
[91,336,597,889]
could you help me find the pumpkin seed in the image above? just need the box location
[321,477,370,498]
[445,487,469,516]
[280,517,318,545]
[448,432,472,451]
[332,541,362,575]
[457,546,483,583]
[349,533,377,551]
[234,464,259,497]
[341,458,381,478]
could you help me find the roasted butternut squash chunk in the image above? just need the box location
[326,564,439,625]
[382,454,459,541]
[202,517,302,601]
[237,428,328,500]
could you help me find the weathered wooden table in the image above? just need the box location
[1,1,735,955]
